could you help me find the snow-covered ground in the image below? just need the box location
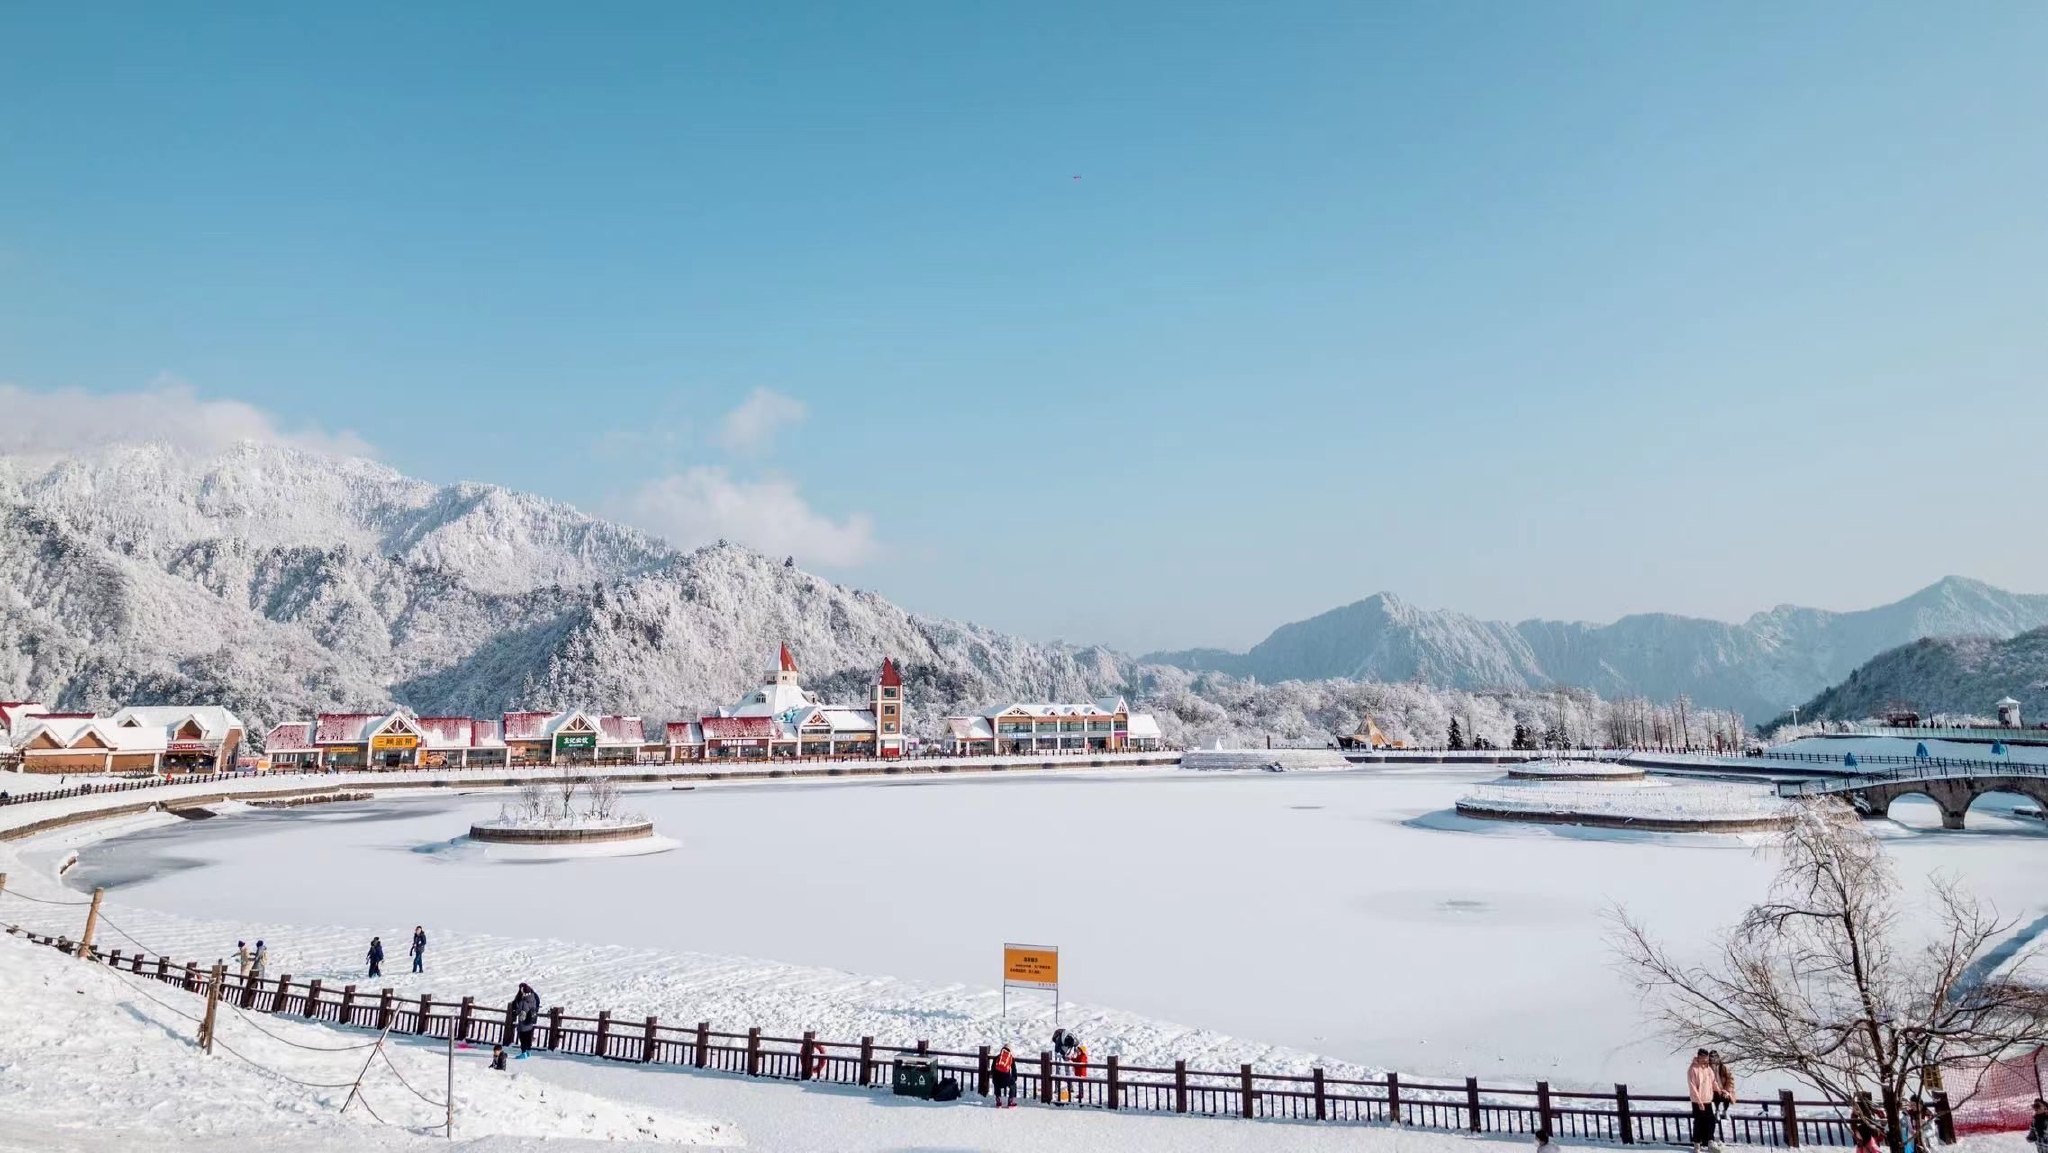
[0,930,737,1150]
[1459,777,1794,823]
[8,767,2044,1096]
[1507,759,1642,778]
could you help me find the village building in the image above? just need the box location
[275,708,645,769]
[690,648,906,761]
[941,697,1163,756]
[2,704,245,774]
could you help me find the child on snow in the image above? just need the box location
[490,1045,508,1071]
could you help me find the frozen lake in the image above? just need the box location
[62,768,2048,1089]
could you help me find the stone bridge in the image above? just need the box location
[1778,764,2048,830]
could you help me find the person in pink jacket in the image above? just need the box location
[1688,1050,1721,1152]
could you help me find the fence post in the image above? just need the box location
[418,994,434,1035]
[1616,1083,1633,1144]
[1107,1056,1120,1110]
[156,955,169,981]
[1388,1071,1403,1124]
[745,1027,761,1076]
[341,984,356,1026]
[858,1036,874,1085]
[917,1039,929,1057]
[697,1022,712,1068]
[1313,1067,1326,1121]
[1467,1076,1483,1132]
[547,1007,563,1050]
[1040,1051,1054,1104]
[270,974,290,1013]
[110,948,123,968]
[596,1010,612,1059]
[1780,1089,1800,1147]
[977,1045,991,1097]
[801,1031,817,1079]
[377,988,394,1031]
[642,1015,659,1063]
[305,979,323,1019]
[1240,1063,1255,1119]
[456,996,474,1043]
[1537,1081,1552,1136]
[183,960,198,991]
[1930,1091,1954,1146]
[1177,1061,1190,1114]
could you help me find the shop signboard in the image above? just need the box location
[555,733,598,751]
[371,734,418,751]
[166,741,216,754]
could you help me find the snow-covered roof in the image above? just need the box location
[266,722,316,752]
[1996,697,2022,707]
[946,716,994,740]
[0,702,50,736]
[598,715,645,746]
[665,721,704,746]
[730,679,819,718]
[415,716,476,749]
[788,707,876,733]
[1126,713,1163,741]
[470,719,504,748]
[501,711,554,742]
[15,716,167,753]
[702,716,777,740]
[107,705,245,738]
[987,702,1125,719]
[314,712,387,744]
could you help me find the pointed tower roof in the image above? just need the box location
[879,657,902,688]
[779,644,798,673]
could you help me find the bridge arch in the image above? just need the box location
[1880,790,1959,830]
[1963,786,2048,829]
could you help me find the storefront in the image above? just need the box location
[554,731,597,765]
[370,732,418,768]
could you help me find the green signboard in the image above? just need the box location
[555,733,597,750]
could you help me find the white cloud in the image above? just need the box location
[716,387,806,453]
[0,376,375,460]
[615,466,879,566]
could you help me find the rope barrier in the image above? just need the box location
[0,889,93,906]
[226,1000,383,1052]
[378,1045,449,1108]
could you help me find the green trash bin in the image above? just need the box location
[892,1058,939,1099]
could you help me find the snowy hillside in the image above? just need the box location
[1781,627,2048,725]
[0,443,1141,738]
[1148,578,2048,718]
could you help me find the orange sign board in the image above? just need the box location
[370,734,419,751]
[1002,943,1059,990]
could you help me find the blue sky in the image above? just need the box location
[2,2,2043,652]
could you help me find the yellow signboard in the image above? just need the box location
[1003,943,1059,990]
[370,734,419,751]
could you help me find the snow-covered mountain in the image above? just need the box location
[1147,579,2048,719]
[0,443,1128,739]
[1784,627,2048,726]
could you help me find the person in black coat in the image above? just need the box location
[366,936,384,978]
[509,982,541,1057]
[410,926,426,974]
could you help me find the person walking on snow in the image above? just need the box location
[508,982,541,1058]
[410,926,426,974]
[234,941,251,981]
[366,936,384,978]
[1687,1050,1720,1153]
[991,1044,1018,1108]
[249,940,268,982]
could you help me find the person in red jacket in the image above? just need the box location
[990,1044,1018,1108]
[1072,1043,1090,1084]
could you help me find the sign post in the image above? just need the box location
[1002,943,1060,1026]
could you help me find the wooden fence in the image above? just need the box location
[3,924,1904,1147]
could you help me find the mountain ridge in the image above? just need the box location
[1145,576,2048,718]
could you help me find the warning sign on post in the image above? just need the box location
[1002,943,1059,990]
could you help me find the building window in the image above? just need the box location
[883,705,897,717]
[883,687,898,699]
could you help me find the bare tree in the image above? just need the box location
[516,782,549,823]
[553,765,581,821]
[1610,800,2048,1152]
[584,774,621,822]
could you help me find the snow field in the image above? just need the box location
[1459,777,1794,822]
[0,931,738,1148]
